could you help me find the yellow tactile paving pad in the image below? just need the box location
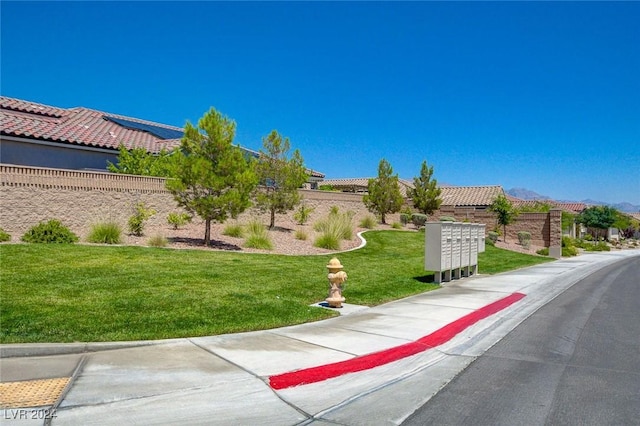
[0,377,71,409]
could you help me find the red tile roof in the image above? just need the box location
[1,96,325,178]
[1,96,184,154]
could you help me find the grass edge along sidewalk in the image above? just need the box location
[0,230,552,343]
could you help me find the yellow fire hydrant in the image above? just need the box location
[326,257,347,308]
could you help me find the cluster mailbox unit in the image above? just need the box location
[425,222,486,283]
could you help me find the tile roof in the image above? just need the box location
[320,178,504,206]
[439,185,504,207]
[507,197,587,213]
[553,202,587,213]
[1,96,183,155]
[1,96,325,178]
[321,178,415,197]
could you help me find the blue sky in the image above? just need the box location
[2,1,639,205]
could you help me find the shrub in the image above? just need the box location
[411,213,428,229]
[359,215,377,229]
[400,213,410,226]
[0,228,11,242]
[21,220,78,244]
[314,233,340,250]
[439,216,456,222]
[87,221,122,244]
[293,204,315,225]
[584,242,611,252]
[244,220,273,250]
[314,209,354,241]
[128,202,156,236]
[562,236,574,247]
[223,222,245,238]
[488,231,499,244]
[391,222,402,229]
[167,212,191,230]
[562,245,579,257]
[313,209,354,250]
[294,229,308,240]
[147,234,168,247]
[536,248,549,256]
[485,238,495,247]
[517,231,532,249]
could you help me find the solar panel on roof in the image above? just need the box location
[104,116,184,140]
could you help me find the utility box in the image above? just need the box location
[451,223,462,278]
[425,221,485,284]
[477,224,486,253]
[425,222,453,283]
[468,225,479,276]
[460,224,471,276]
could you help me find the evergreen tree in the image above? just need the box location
[254,130,309,229]
[488,194,518,242]
[410,160,442,215]
[107,145,178,177]
[363,159,404,224]
[167,108,257,245]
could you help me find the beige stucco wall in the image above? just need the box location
[1,165,558,248]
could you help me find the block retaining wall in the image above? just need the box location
[1,165,560,250]
[0,165,381,240]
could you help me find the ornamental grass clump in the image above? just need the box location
[87,221,122,244]
[0,228,11,242]
[313,208,354,249]
[359,215,377,229]
[223,222,245,238]
[244,220,273,250]
[147,234,168,247]
[21,220,78,244]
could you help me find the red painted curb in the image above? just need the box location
[269,292,525,390]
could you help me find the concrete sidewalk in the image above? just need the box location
[2,250,639,425]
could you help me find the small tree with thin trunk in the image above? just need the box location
[363,159,404,224]
[254,130,309,229]
[488,194,518,242]
[410,160,442,216]
[167,107,257,246]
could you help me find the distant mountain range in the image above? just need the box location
[506,188,640,213]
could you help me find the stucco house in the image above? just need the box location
[0,96,324,187]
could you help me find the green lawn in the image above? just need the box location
[0,231,552,343]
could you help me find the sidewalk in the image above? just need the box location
[2,250,639,425]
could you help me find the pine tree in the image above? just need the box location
[167,108,257,245]
[410,160,442,215]
[489,194,518,242]
[254,130,309,229]
[363,159,404,224]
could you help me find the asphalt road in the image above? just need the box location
[402,255,640,426]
